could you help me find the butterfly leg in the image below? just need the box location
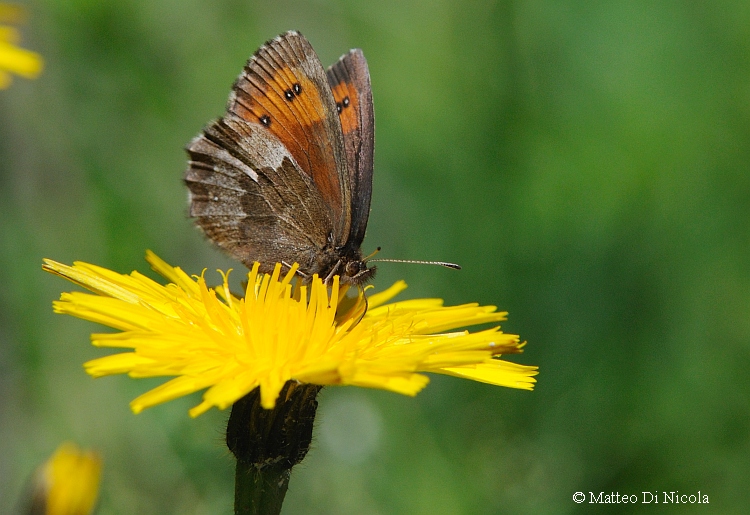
[323,260,343,285]
[282,261,311,282]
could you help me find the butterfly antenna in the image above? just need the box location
[363,247,382,262]
[368,258,461,270]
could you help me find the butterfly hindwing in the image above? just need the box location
[326,49,375,251]
[185,114,335,275]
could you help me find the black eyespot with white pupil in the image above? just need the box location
[336,96,351,114]
[284,83,302,102]
[259,114,271,126]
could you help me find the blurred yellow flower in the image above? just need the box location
[0,4,43,88]
[43,252,537,417]
[29,442,102,515]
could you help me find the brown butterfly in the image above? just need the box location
[185,31,375,285]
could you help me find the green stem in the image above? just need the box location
[227,382,322,515]
[234,461,290,515]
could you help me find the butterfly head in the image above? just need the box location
[289,247,375,287]
[339,256,376,286]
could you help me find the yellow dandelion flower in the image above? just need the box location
[28,442,102,515]
[0,4,43,89]
[43,252,537,417]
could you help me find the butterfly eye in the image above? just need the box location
[342,96,350,108]
[293,83,302,95]
[345,261,363,276]
[259,114,271,126]
[284,89,294,100]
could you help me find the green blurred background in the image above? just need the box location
[2,1,749,513]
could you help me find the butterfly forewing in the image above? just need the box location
[228,31,352,242]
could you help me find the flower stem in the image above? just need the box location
[227,382,322,515]
[234,461,290,515]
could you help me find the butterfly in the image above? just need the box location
[185,31,375,286]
